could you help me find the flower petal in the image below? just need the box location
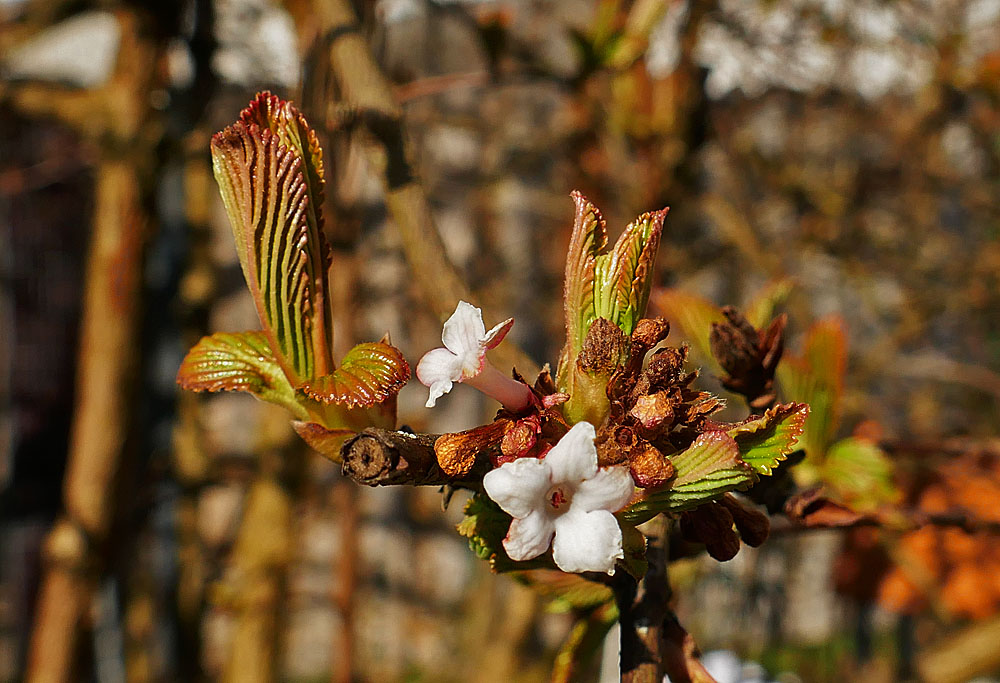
[441,301,486,355]
[416,347,463,407]
[483,456,551,518]
[551,509,623,574]
[503,509,556,561]
[544,421,598,484]
[483,317,514,350]
[573,466,635,513]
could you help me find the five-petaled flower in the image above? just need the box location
[417,301,533,411]
[483,421,635,574]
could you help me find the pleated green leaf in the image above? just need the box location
[210,94,334,385]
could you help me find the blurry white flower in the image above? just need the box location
[483,422,635,574]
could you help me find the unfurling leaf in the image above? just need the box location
[299,342,410,408]
[562,191,607,359]
[727,402,810,475]
[176,331,306,419]
[211,95,334,384]
[517,570,614,612]
[777,317,846,458]
[593,207,667,338]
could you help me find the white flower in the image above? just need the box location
[482,421,635,574]
[416,301,531,410]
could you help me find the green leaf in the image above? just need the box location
[211,97,333,384]
[727,402,810,475]
[299,342,410,408]
[456,493,551,573]
[822,437,900,513]
[777,317,846,458]
[593,208,667,337]
[744,278,794,329]
[176,331,307,419]
[622,432,754,522]
[650,288,724,370]
[562,191,607,358]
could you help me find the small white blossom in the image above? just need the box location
[483,421,635,574]
[416,301,531,410]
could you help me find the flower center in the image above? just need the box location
[546,485,573,512]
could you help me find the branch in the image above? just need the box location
[340,428,483,487]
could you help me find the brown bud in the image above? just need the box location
[629,391,674,434]
[631,317,671,354]
[578,317,627,374]
[719,494,770,547]
[628,445,675,488]
[710,307,761,378]
[501,419,537,459]
[680,503,740,561]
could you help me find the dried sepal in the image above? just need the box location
[743,278,794,329]
[176,331,306,419]
[299,342,410,408]
[211,115,333,383]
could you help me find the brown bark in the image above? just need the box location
[340,428,452,487]
[21,12,161,681]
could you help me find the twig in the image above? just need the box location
[340,428,478,487]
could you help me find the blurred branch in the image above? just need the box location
[21,10,162,682]
[282,0,537,377]
[918,615,1000,683]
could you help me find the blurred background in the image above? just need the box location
[2,0,1000,681]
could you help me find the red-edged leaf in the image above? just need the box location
[176,331,305,418]
[593,207,667,337]
[777,317,846,458]
[211,97,333,384]
[727,402,809,475]
[299,342,410,408]
[562,191,608,357]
